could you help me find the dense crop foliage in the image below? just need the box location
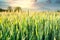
[0,11,60,40]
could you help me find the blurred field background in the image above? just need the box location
[0,10,60,40]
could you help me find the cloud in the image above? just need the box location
[0,0,60,10]
[56,0,60,3]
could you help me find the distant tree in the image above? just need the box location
[7,6,12,12]
[0,8,7,12]
[57,10,60,12]
[0,8,3,12]
[14,7,22,13]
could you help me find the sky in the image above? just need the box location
[0,0,60,10]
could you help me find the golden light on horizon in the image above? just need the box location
[9,0,38,9]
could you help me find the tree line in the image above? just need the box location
[0,6,22,12]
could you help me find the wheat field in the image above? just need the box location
[0,11,60,40]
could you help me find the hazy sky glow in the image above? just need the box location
[0,0,60,10]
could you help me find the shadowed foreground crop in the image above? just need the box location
[0,11,60,40]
